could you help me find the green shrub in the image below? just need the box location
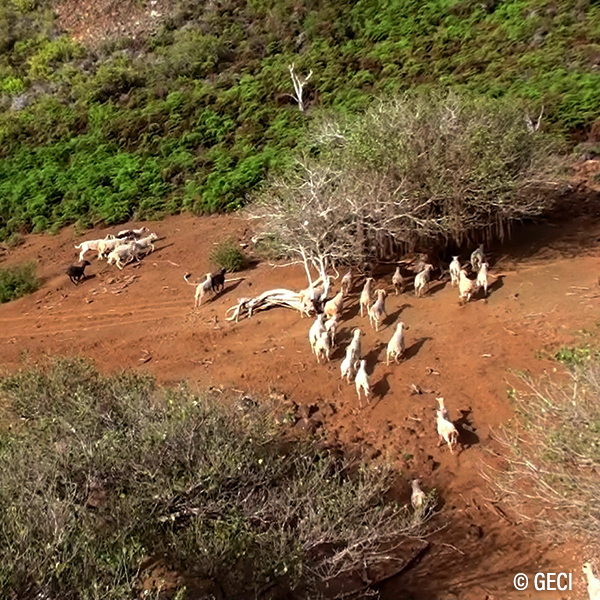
[0,261,38,302]
[0,76,25,94]
[554,345,598,366]
[210,238,246,271]
[254,92,565,263]
[0,358,430,599]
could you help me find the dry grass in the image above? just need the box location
[484,361,600,540]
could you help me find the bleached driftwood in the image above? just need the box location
[226,288,312,322]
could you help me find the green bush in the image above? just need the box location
[210,238,246,271]
[254,92,565,263]
[0,261,39,302]
[0,358,429,599]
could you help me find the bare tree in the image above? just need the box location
[525,105,544,133]
[234,94,564,323]
[288,63,313,112]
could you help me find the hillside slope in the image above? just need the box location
[1,213,598,597]
[0,0,599,239]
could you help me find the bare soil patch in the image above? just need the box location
[53,0,173,46]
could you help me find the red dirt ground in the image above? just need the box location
[53,0,173,47]
[1,212,599,599]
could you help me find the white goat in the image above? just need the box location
[74,234,115,262]
[436,396,449,419]
[324,289,344,320]
[347,328,362,363]
[340,346,357,384]
[436,397,458,454]
[324,315,339,348]
[411,479,426,510]
[106,242,138,270]
[359,277,374,317]
[386,322,406,365]
[471,244,485,273]
[298,276,332,318]
[414,264,433,298]
[309,315,327,354]
[583,562,600,600]
[184,273,213,308]
[97,237,128,259]
[314,331,332,364]
[355,359,370,406]
[341,270,353,294]
[458,268,475,304]
[392,266,404,295]
[449,256,461,287]
[130,233,158,257]
[368,289,387,331]
[297,289,314,318]
[476,262,489,297]
[116,226,149,239]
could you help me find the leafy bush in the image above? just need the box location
[0,358,428,599]
[554,345,599,366]
[253,92,565,264]
[0,261,38,302]
[210,238,246,272]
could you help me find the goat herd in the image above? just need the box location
[66,227,158,284]
[65,231,490,505]
[301,245,492,484]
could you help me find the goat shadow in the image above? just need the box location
[454,409,480,448]
[154,241,174,252]
[373,372,391,397]
[365,341,386,365]
[427,279,448,296]
[218,278,245,298]
[342,299,364,320]
[488,274,505,294]
[404,336,431,361]
[383,303,412,327]
[80,273,97,284]
[369,373,392,409]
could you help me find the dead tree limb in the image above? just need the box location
[225,289,310,322]
[288,64,313,112]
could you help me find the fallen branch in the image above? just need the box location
[226,288,309,322]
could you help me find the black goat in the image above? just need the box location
[210,268,227,293]
[66,260,91,285]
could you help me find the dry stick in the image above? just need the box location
[268,260,304,269]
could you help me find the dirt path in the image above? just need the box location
[1,213,599,599]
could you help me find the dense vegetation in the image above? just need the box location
[0,358,429,599]
[210,238,247,271]
[0,262,39,302]
[0,0,599,239]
